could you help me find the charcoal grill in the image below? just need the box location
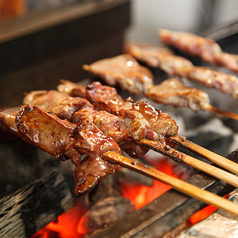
[91,149,238,238]
[1,2,238,237]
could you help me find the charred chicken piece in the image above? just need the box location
[83,54,154,94]
[15,105,121,195]
[146,78,210,112]
[131,98,178,138]
[72,107,155,158]
[16,105,79,162]
[72,119,121,195]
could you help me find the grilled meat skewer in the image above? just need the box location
[82,54,154,94]
[57,80,178,139]
[21,83,238,189]
[145,78,238,120]
[146,77,209,112]
[23,89,158,158]
[2,105,238,215]
[2,81,238,197]
[0,105,121,195]
[57,80,238,174]
[127,43,238,98]
[159,29,238,73]
[159,29,222,66]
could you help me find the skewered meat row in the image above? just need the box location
[127,43,238,98]
[23,89,156,158]
[57,80,179,139]
[123,46,238,117]
[0,105,121,195]
[159,29,238,74]
[146,78,210,112]
[23,82,179,156]
[83,54,154,94]
[0,80,180,194]
[2,79,238,207]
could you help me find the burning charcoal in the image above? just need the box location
[79,196,135,236]
[0,171,74,238]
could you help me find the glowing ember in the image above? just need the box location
[32,155,189,237]
[77,214,88,235]
[187,204,218,227]
[32,201,87,238]
[120,156,178,209]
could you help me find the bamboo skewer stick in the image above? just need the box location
[102,151,238,216]
[82,64,90,71]
[138,139,238,188]
[168,135,238,175]
[205,104,238,121]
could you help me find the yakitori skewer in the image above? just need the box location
[138,138,238,187]
[127,43,238,99]
[159,28,238,74]
[82,54,154,94]
[205,104,238,121]
[145,77,238,121]
[168,135,238,175]
[102,151,238,216]
[20,86,238,188]
[57,80,238,176]
[21,84,238,189]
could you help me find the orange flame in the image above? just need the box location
[188,205,218,225]
[32,201,87,238]
[188,195,228,225]
[33,155,193,237]
[120,156,178,209]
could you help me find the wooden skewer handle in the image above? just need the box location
[138,139,238,188]
[206,104,238,121]
[169,136,238,175]
[102,151,238,216]
[82,64,90,71]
